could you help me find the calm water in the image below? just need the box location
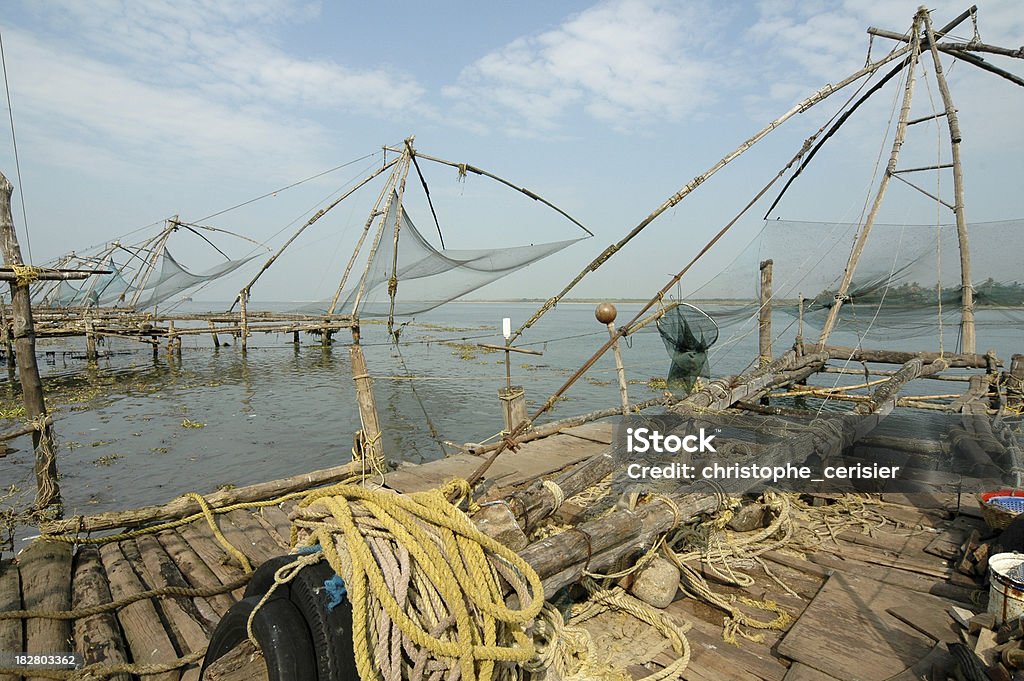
[1,302,1019,552]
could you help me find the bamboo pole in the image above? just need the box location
[236,158,399,308]
[327,160,400,315]
[922,12,976,355]
[0,171,61,511]
[386,139,415,334]
[349,343,385,472]
[818,11,923,347]
[127,220,175,309]
[384,148,593,237]
[608,323,629,415]
[464,396,667,456]
[238,291,248,354]
[508,40,920,343]
[758,259,773,367]
[596,303,629,415]
[351,153,411,317]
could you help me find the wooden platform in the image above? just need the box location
[0,425,609,680]
[0,423,997,681]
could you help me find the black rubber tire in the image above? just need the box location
[200,596,318,681]
[287,561,358,681]
[244,554,301,600]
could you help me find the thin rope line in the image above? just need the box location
[194,152,379,223]
[0,30,32,263]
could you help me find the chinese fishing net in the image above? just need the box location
[310,192,583,317]
[37,249,258,310]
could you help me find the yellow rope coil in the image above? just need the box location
[290,478,545,681]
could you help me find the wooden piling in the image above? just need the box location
[85,317,98,362]
[349,342,385,471]
[0,171,61,510]
[292,330,300,345]
[759,259,773,367]
[239,290,248,354]
[208,322,220,348]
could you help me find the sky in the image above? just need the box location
[1,0,1022,308]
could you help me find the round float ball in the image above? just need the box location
[595,302,617,324]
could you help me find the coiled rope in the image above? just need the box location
[289,479,545,681]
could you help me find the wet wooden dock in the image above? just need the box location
[0,422,999,681]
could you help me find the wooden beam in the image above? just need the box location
[822,344,995,368]
[40,460,365,536]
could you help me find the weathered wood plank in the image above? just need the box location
[71,546,131,681]
[783,662,840,681]
[155,530,235,617]
[221,511,284,565]
[256,506,292,548]
[98,542,180,681]
[0,559,22,681]
[20,540,72,681]
[128,538,210,681]
[777,573,946,681]
[133,536,217,634]
[175,523,247,601]
[247,511,289,552]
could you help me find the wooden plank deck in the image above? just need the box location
[0,426,1000,681]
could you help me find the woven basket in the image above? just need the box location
[979,490,1024,530]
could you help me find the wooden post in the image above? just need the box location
[818,12,924,348]
[239,290,248,354]
[1008,354,1024,412]
[596,303,629,414]
[85,317,98,362]
[209,321,220,348]
[292,330,300,345]
[498,386,528,434]
[759,259,773,367]
[166,320,176,355]
[0,171,61,510]
[349,342,385,471]
[922,12,976,354]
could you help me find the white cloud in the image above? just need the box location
[2,0,425,183]
[442,0,724,135]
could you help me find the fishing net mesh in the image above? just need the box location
[686,218,1024,343]
[38,249,257,311]
[310,192,583,317]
